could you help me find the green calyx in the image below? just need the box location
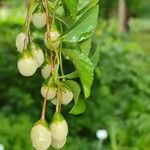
[52,112,65,123]
[35,119,49,129]
[41,60,50,70]
[60,84,70,93]
[50,21,59,33]
[43,76,57,88]
[41,54,50,69]
[29,42,40,51]
[34,1,45,15]
[19,49,33,60]
[20,26,27,33]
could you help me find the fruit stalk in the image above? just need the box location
[44,0,55,72]
[59,50,65,80]
[56,88,62,112]
[41,87,50,120]
[25,0,33,46]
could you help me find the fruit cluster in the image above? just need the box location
[30,112,68,150]
[15,0,99,149]
[15,0,74,149]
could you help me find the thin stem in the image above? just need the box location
[58,21,64,80]
[58,75,66,79]
[45,0,55,72]
[25,0,33,41]
[56,87,62,112]
[56,96,59,112]
[55,16,69,28]
[41,98,47,120]
[50,50,55,72]
[54,0,60,8]
[45,0,50,35]
[56,50,60,75]
[41,87,50,120]
[59,50,65,80]
[56,50,60,67]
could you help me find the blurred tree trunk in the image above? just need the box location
[118,0,129,32]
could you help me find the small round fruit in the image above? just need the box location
[41,63,51,79]
[61,88,73,105]
[44,31,60,49]
[15,32,29,52]
[18,51,38,76]
[41,85,57,100]
[30,43,44,67]
[50,112,68,141]
[32,12,46,29]
[30,121,52,150]
[51,138,66,149]
[51,88,73,105]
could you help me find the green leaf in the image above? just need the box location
[69,98,86,115]
[61,0,77,20]
[63,49,94,98]
[91,44,100,68]
[62,80,81,105]
[79,38,91,55]
[61,5,99,42]
[77,0,99,16]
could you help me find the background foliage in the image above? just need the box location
[0,0,150,150]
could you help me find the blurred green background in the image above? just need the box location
[0,0,150,150]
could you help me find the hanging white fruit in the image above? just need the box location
[51,137,66,149]
[32,12,46,29]
[18,50,38,76]
[44,29,61,49]
[32,1,46,29]
[50,112,68,141]
[30,42,44,67]
[41,83,57,100]
[15,32,29,52]
[51,87,74,105]
[61,88,73,105]
[30,120,52,150]
[41,63,51,79]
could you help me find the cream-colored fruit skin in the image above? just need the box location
[51,120,68,141]
[44,31,60,49]
[18,56,38,76]
[51,89,73,105]
[61,89,73,105]
[51,97,57,105]
[32,48,44,67]
[51,137,66,149]
[32,13,46,29]
[30,124,52,150]
[41,86,57,100]
[41,64,51,79]
[16,32,29,52]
